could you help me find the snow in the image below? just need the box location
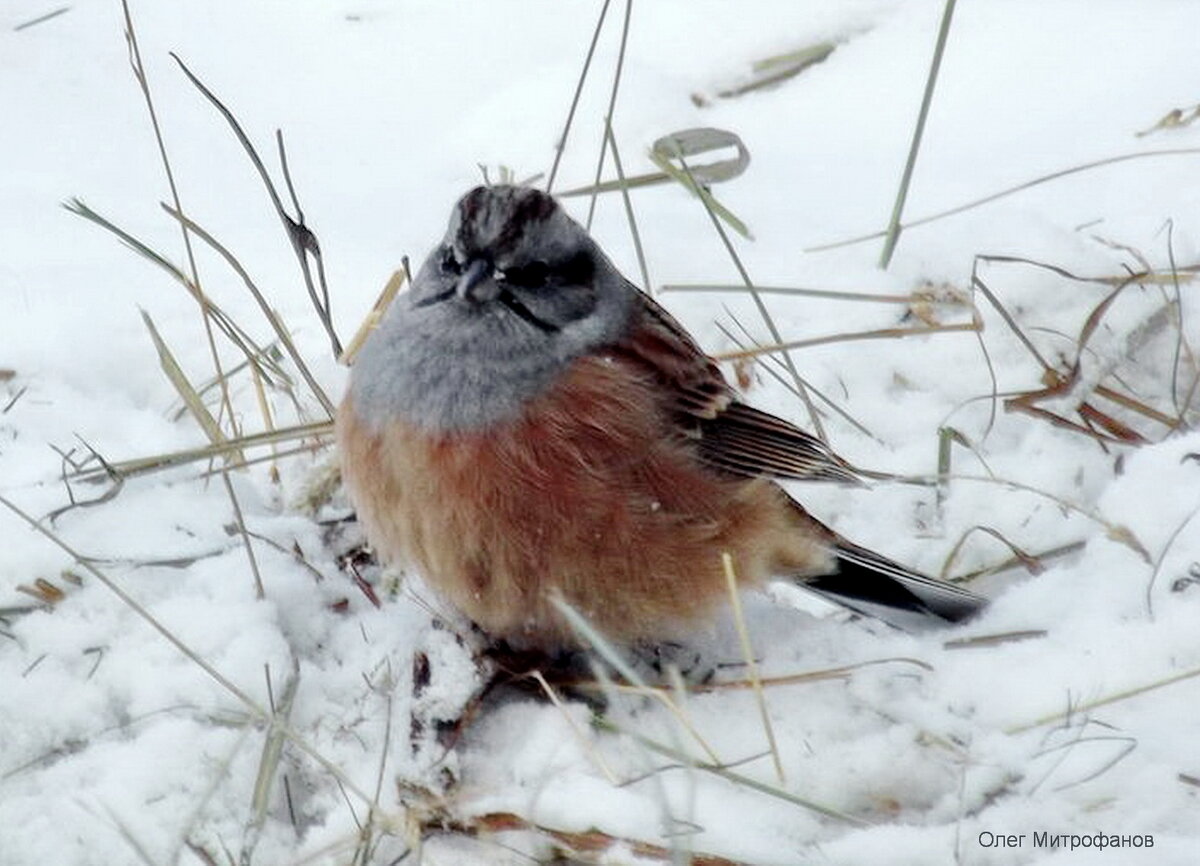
[3,0,1200,863]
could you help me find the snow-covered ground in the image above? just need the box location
[3,1,1199,863]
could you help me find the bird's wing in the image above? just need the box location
[613,292,860,484]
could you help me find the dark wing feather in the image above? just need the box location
[613,290,986,624]
[613,292,860,484]
[697,402,859,484]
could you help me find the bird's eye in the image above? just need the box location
[439,246,463,276]
[498,260,552,290]
[558,251,594,286]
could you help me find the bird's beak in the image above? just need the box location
[456,258,498,304]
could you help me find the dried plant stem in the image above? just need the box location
[170,53,343,361]
[1144,502,1200,617]
[722,553,785,786]
[1006,664,1200,734]
[715,322,977,362]
[162,204,336,416]
[605,120,652,293]
[879,0,957,268]
[948,473,1150,562]
[717,316,880,443]
[662,283,921,304]
[532,671,619,784]
[677,154,828,441]
[73,421,334,483]
[951,540,1084,584]
[584,0,634,231]
[120,0,238,438]
[340,267,408,366]
[65,198,293,390]
[550,593,722,764]
[808,147,1200,254]
[121,0,276,602]
[546,0,614,193]
[592,716,869,826]
[938,525,1043,581]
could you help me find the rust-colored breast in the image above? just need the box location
[337,354,831,649]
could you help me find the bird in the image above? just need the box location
[337,184,985,651]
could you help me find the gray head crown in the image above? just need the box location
[350,185,638,433]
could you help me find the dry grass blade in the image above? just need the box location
[713,41,836,100]
[241,660,301,863]
[694,657,932,693]
[141,310,264,599]
[65,198,291,388]
[169,53,343,360]
[532,671,619,784]
[971,264,1050,369]
[140,310,231,453]
[1002,275,1155,445]
[879,0,957,268]
[978,252,1200,289]
[673,152,826,441]
[1007,391,1147,445]
[949,473,1151,562]
[66,197,187,282]
[276,128,341,356]
[663,283,920,304]
[974,254,1182,441]
[172,348,290,423]
[2,386,27,415]
[340,266,408,366]
[417,810,740,866]
[943,630,1048,650]
[717,314,880,444]
[569,657,931,696]
[1093,381,1178,430]
[938,525,1046,581]
[161,204,336,417]
[648,139,751,240]
[13,6,71,31]
[583,0,634,231]
[119,0,243,437]
[604,120,652,294]
[1136,102,1200,137]
[1163,222,1196,426]
[722,553,785,786]
[45,438,125,524]
[563,127,752,199]
[352,663,398,866]
[546,0,614,193]
[591,715,870,826]
[952,540,1084,584]
[714,322,978,362]
[935,426,982,525]
[549,592,723,764]
[1144,501,1200,617]
[1006,664,1200,735]
[71,421,334,483]
[220,468,266,600]
[807,147,1200,253]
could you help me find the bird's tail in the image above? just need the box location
[801,539,985,624]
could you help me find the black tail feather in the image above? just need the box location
[801,541,985,624]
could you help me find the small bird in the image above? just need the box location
[338,185,984,650]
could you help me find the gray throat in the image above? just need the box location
[349,281,636,434]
